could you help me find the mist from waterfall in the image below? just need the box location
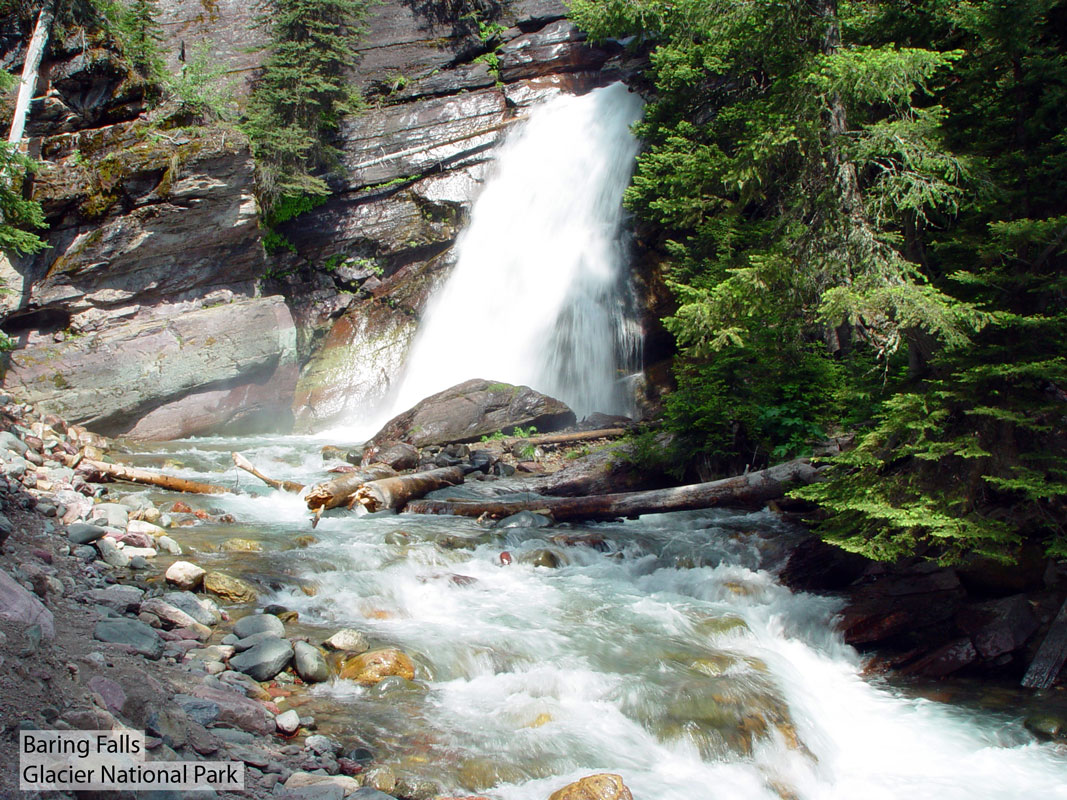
[385,82,645,422]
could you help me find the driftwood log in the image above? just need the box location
[504,428,627,446]
[406,459,821,521]
[355,466,465,513]
[65,454,231,494]
[305,464,399,511]
[231,453,305,493]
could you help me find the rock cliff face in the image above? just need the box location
[0,0,631,438]
[276,0,627,432]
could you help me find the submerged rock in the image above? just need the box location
[548,773,633,800]
[338,648,416,684]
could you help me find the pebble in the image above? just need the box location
[276,709,300,735]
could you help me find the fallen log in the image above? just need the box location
[1021,599,1067,689]
[305,463,399,511]
[505,428,627,446]
[231,453,305,493]
[406,459,821,521]
[355,466,465,513]
[63,453,231,494]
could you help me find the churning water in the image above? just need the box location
[126,437,1067,800]
[387,82,645,422]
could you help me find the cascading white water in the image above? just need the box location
[387,82,644,421]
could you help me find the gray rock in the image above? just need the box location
[233,630,282,652]
[292,641,330,683]
[173,694,221,727]
[0,430,28,455]
[232,613,285,639]
[163,591,222,626]
[72,545,97,560]
[95,537,130,568]
[81,584,144,613]
[93,617,164,659]
[304,734,341,756]
[67,522,106,545]
[0,569,55,638]
[210,728,257,745]
[128,555,150,570]
[228,638,293,681]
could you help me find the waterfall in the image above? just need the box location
[387,82,644,421]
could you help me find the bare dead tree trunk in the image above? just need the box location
[406,459,822,521]
[355,466,465,512]
[9,0,56,146]
[304,464,399,510]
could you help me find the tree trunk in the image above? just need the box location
[9,0,56,145]
[231,453,305,493]
[355,466,465,513]
[506,428,628,446]
[64,454,231,494]
[405,459,821,521]
[1021,599,1067,689]
[305,464,399,510]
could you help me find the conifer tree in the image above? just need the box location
[243,0,371,212]
[118,0,164,80]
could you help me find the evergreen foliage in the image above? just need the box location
[0,70,48,256]
[571,0,1067,562]
[115,0,163,80]
[242,0,372,210]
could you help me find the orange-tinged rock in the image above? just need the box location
[548,773,633,800]
[338,647,415,683]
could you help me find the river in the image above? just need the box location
[120,434,1067,799]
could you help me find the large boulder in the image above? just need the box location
[365,378,575,450]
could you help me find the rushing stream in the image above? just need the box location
[121,436,1067,799]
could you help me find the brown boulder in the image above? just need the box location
[203,572,258,604]
[366,378,575,450]
[548,773,633,800]
[338,647,416,684]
